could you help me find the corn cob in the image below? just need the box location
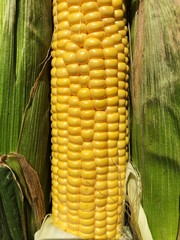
[51,0,129,239]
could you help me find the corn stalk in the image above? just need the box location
[0,1,52,239]
[130,0,180,239]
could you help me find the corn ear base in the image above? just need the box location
[130,0,180,239]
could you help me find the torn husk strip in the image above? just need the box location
[34,215,81,240]
[125,162,153,240]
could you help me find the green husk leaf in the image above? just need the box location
[130,0,180,239]
[0,0,52,239]
[0,161,26,240]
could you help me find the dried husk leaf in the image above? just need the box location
[6,154,46,235]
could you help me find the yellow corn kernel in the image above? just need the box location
[67,184,79,194]
[105,25,119,36]
[103,48,118,59]
[112,0,122,9]
[79,225,95,234]
[84,38,102,49]
[68,142,82,152]
[65,41,80,52]
[81,2,98,14]
[81,109,95,119]
[93,149,108,158]
[94,122,108,132]
[80,99,94,110]
[90,88,106,99]
[107,96,119,107]
[68,117,81,127]
[67,176,81,187]
[76,49,89,64]
[77,88,91,100]
[99,6,114,17]
[80,218,95,226]
[67,201,79,211]
[93,99,107,110]
[68,135,83,144]
[88,59,104,70]
[81,150,94,161]
[79,201,95,211]
[57,87,71,96]
[57,21,70,31]
[63,52,76,64]
[95,219,107,229]
[89,79,105,88]
[67,63,80,75]
[89,49,104,58]
[114,9,124,20]
[106,77,118,87]
[67,151,81,160]
[124,46,129,56]
[97,0,112,6]
[105,59,118,69]
[90,69,106,79]
[102,17,115,27]
[85,11,101,23]
[82,161,96,170]
[81,119,94,128]
[56,68,69,78]
[68,108,80,117]
[68,12,84,25]
[81,170,96,179]
[71,34,87,47]
[70,23,87,34]
[70,84,81,94]
[67,192,79,203]
[79,65,90,76]
[95,181,107,191]
[57,30,71,40]
[106,87,118,97]
[88,31,106,41]
[79,76,90,86]
[96,174,107,181]
[95,157,108,167]
[81,129,94,141]
[96,166,108,175]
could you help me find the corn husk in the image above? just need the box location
[130,0,180,239]
[0,162,26,239]
[0,1,52,239]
